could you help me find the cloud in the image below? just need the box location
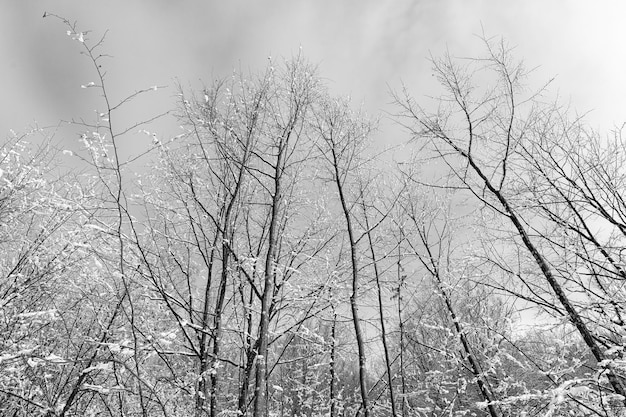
[2,0,625,143]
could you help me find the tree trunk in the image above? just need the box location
[361,196,398,417]
[329,309,338,417]
[450,141,626,404]
[396,232,407,417]
[195,241,217,417]
[253,138,286,417]
[331,146,370,417]
[238,284,258,416]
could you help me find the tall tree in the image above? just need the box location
[395,36,626,413]
[399,189,502,417]
[251,55,321,417]
[312,97,377,417]
[138,55,327,416]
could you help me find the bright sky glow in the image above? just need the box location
[1,1,624,146]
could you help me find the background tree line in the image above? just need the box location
[2,17,626,417]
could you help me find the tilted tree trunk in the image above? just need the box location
[361,195,398,417]
[329,309,338,417]
[331,148,370,417]
[457,143,626,403]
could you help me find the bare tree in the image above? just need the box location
[395,36,626,413]
[400,190,502,417]
[312,97,378,417]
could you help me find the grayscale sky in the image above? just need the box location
[2,1,625,154]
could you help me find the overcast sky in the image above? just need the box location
[2,1,625,156]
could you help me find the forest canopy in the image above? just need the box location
[2,14,626,417]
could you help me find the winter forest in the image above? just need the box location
[3,11,626,417]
